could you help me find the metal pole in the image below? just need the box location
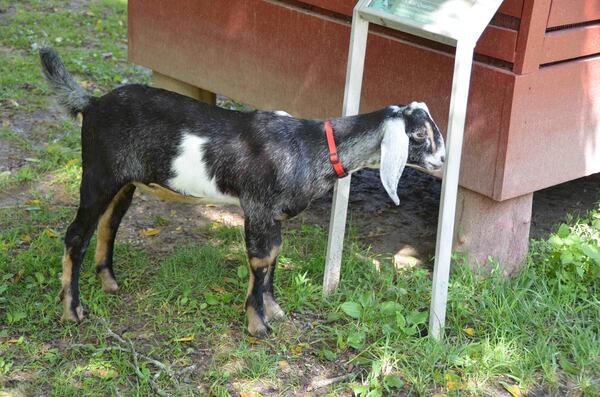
[429,41,475,339]
[323,10,370,296]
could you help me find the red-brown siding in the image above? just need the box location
[128,0,600,201]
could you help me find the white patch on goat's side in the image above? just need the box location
[274,110,291,117]
[167,133,240,205]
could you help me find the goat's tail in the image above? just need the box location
[39,47,92,118]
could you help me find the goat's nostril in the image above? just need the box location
[440,155,446,162]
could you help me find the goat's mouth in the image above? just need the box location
[413,160,443,171]
[407,162,444,178]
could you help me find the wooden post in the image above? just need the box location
[513,0,552,74]
[453,187,533,275]
[323,9,369,297]
[152,71,216,104]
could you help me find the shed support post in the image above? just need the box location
[323,13,369,297]
[429,41,475,340]
[454,187,533,275]
[152,71,216,105]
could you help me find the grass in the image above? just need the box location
[0,0,148,190]
[1,0,599,395]
[1,195,599,395]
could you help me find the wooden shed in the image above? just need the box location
[128,0,600,273]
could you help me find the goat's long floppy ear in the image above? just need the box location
[380,118,409,205]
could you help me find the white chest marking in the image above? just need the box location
[167,133,240,205]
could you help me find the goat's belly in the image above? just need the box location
[167,178,240,206]
[133,182,239,206]
[157,133,240,206]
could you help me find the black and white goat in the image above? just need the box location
[40,48,445,337]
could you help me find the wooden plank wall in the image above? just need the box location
[128,0,600,200]
[516,0,600,73]
[129,0,516,200]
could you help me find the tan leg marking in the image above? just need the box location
[426,121,437,153]
[61,247,83,321]
[95,186,131,292]
[254,244,285,322]
[246,244,283,333]
[246,269,255,299]
[247,305,268,337]
[249,244,281,270]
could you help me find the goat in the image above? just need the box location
[40,47,446,337]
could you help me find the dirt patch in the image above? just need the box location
[0,4,16,23]
[0,104,64,178]
[530,173,600,238]
[0,138,29,175]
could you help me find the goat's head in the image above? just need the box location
[379,101,446,205]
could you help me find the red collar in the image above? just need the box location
[325,121,347,178]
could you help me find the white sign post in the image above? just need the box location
[323,0,503,339]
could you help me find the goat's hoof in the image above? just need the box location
[248,322,270,338]
[98,269,119,293]
[60,288,84,321]
[62,305,84,322]
[101,279,119,293]
[264,304,286,323]
[247,309,271,338]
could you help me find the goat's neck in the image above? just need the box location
[329,113,386,172]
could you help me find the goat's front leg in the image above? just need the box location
[244,216,283,337]
[263,257,286,323]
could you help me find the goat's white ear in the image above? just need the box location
[380,118,409,205]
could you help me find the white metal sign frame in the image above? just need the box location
[323,0,503,339]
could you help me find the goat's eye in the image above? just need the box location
[413,131,427,140]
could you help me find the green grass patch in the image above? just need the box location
[1,202,599,395]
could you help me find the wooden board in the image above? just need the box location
[498,0,523,18]
[298,0,355,16]
[501,55,600,199]
[477,25,518,62]
[542,24,600,64]
[547,0,600,28]
[513,0,552,74]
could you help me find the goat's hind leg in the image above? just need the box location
[95,184,135,292]
[61,180,118,321]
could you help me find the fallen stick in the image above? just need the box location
[92,315,178,395]
[127,338,168,397]
[307,373,355,391]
